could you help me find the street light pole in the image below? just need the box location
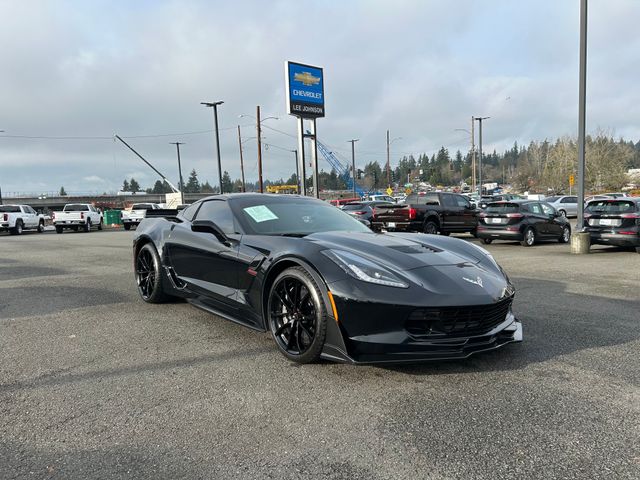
[577,0,588,231]
[471,117,476,193]
[0,130,4,204]
[348,139,359,196]
[256,106,264,193]
[169,142,185,205]
[237,125,246,192]
[201,101,224,194]
[386,130,390,187]
[474,116,489,195]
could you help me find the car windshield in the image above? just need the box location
[232,197,371,236]
[485,203,520,214]
[585,200,636,214]
[63,204,89,211]
[546,196,559,202]
[0,206,21,213]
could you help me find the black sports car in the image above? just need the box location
[133,194,522,364]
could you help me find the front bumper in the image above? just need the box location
[588,231,640,248]
[322,286,523,364]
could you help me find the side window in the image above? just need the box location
[454,195,470,208]
[540,203,555,215]
[195,200,236,234]
[420,194,440,206]
[180,203,200,222]
[441,195,457,207]
[529,203,543,215]
[562,197,577,203]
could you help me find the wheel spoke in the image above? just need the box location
[275,321,290,337]
[286,321,297,350]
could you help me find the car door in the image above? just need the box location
[528,202,550,236]
[440,194,463,229]
[561,196,578,216]
[454,194,477,230]
[167,199,242,310]
[541,202,563,236]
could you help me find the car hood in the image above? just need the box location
[306,231,488,271]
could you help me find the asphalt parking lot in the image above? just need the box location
[1,230,639,479]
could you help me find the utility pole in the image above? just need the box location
[386,130,391,186]
[577,0,588,231]
[200,101,224,194]
[0,130,4,204]
[474,117,489,195]
[291,150,300,193]
[256,105,264,193]
[169,142,185,205]
[471,117,476,193]
[348,139,359,196]
[237,125,246,192]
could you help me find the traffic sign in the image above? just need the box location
[569,175,575,186]
[386,187,393,196]
[405,187,412,195]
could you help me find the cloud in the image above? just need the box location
[0,0,639,193]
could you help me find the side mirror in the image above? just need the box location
[191,220,231,245]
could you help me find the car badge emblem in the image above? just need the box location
[463,276,483,287]
[294,71,321,86]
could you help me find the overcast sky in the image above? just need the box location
[1,0,639,194]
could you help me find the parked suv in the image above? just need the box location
[545,195,578,218]
[477,200,571,247]
[584,198,640,253]
[371,192,478,235]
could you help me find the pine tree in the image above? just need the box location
[184,169,201,193]
[221,171,233,194]
[129,178,141,192]
[59,186,67,196]
[122,179,130,192]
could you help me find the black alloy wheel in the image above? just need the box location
[521,227,536,247]
[135,243,168,303]
[423,221,439,235]
[268,267,327,363]
[559,225,571,243]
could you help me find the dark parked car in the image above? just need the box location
[371,192,478,236]
[342,200,394,223]
[477,200,571,247]
[584,198,640,253]
[132,194,522,364]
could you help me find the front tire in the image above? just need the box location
[559,225,571,243]
[135,243,169,303]
[521,227,536,247]
[558,209,567,218]
[98,219,103,231]
[482,238,493,245]
[267,266,327,364]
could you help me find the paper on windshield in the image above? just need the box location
[243,205,279,223]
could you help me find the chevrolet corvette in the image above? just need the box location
[132,194,522,364]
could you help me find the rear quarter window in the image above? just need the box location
[586,201,637,213]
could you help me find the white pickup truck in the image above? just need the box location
[0,205,46,235]
[53,203,103,233]
[121,203,161,230]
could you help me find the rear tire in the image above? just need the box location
[635,247,640,254]
[423,221,439,235]
[135,243,170,303]
[55,226,63,234]
[10,220,23,235]
[559,226,571,243]
[521,227,536,247]
[482,238,493,245]
[37,220,45,233]
[98,219,103,231]
[124,223,131,231]
[84,219,92,232]
[267,266,327,364]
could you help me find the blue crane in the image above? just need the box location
[313,137,365,197]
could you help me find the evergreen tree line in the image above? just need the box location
[116,134,640,195]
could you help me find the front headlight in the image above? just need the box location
[322,249,409,288]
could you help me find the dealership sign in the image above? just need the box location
[285,61,325,118]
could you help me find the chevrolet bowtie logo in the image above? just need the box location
[294,71,321,86]
[462,276,483,288]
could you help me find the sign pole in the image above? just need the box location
[297,117,307,196]
[310,118,319,198]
